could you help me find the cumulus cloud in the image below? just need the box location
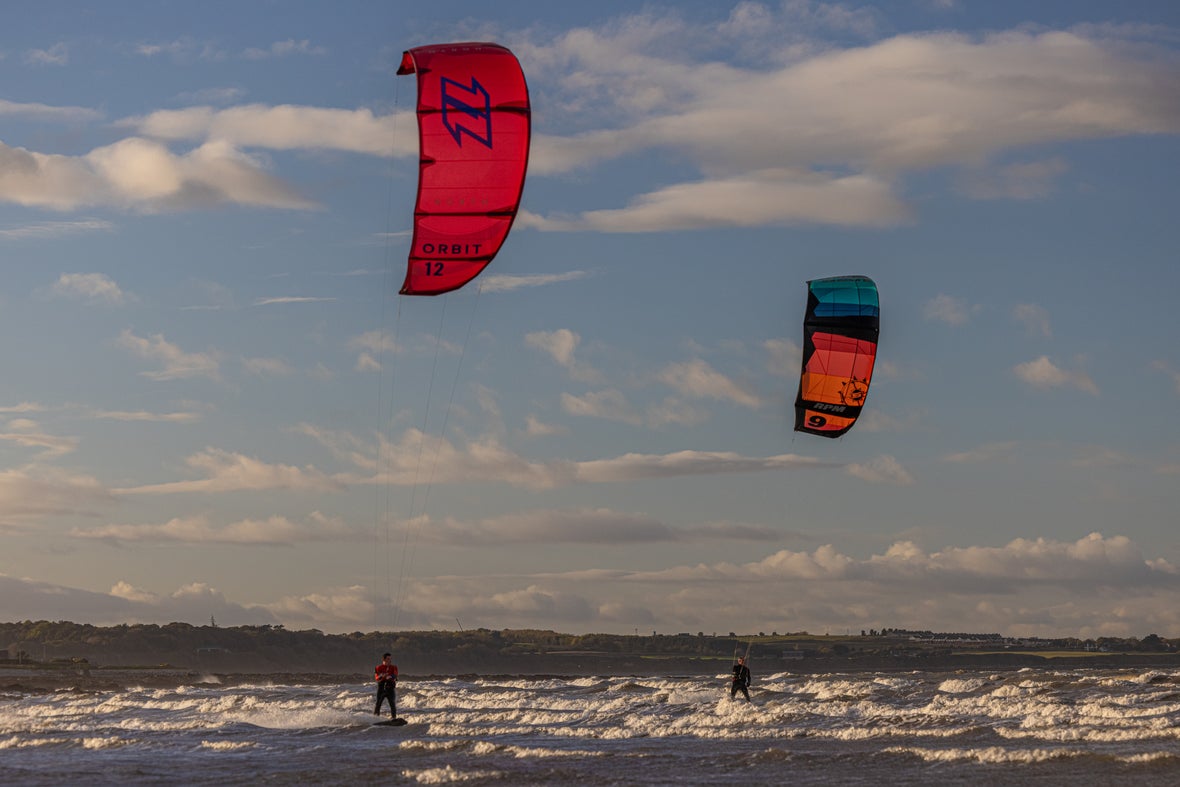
[0,138,315,212]
[25,43,69,66]
[114,448,343,495]
[0,429,78,459]
[89,409,201,423]
[0,575,277,627]
[521,20,1180,232]
[845,455,915,485]
[923,294,976,325]
[117,329,221,381]
[404,508,782,546]
[481,271,588,292]
[263,532,1180,635]
[12,531,1179,636]
[1013,356,1099,395]
[71,511,356,546]
[526,329,599,382]
[124,104,408,157]
[50,272,131,305]
[0,466,114,525]
[523,414,567,437]
[0,98,101,122]
[561,389,643,425]
[764,338,801,378]
[243,39,327,59]
[658,359,762,409]
[315,426,838,490]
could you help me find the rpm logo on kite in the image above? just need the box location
[440,77,493,149]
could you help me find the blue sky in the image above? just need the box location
[2,0,1179,638]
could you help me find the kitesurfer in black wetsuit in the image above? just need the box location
[374,652,398,718]
[731,656,751,701]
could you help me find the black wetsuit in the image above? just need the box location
[375,679,397,716]
[731,662,751,701]
[375,661,398,717]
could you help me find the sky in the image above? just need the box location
[2,0,1179,640]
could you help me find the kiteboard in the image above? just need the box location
[374,717,408,727]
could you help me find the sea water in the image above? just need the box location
[3,667,1180,785]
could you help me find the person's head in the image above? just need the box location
[738,657,745,664]
[383,653,392,661]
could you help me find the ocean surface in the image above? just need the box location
[4,666,1180,785]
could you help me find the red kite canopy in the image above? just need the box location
[397,43,531,296]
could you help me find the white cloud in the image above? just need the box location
[406,508,783,546]
[658,359,762,409]
[0,466,113,525]
[1013,356,1099,395]
[275,532,1180,635]
[0,575,278,628]
[561,389,643,425]
[243,39,327,60]
[0,430,78,459]
[317,427,838,490]
[114,448,344,495]
[125,104,408,157]
[923,294,976,325]
[0,138,315,212]
[526,328,602,383]
[764,338,801,378]
[0,98,101,122]
[845,455,915,485]
[481,271,588,292]
[523,22,1179,232]
[50,272,131,305]
[526,328,579,367]
[520,171,909,231]
[117,329,221,381]
[72,511,356,546]
[90,409,200,423]
[24,43,69,66]
[523,414,567,437]
[253,296,336,306]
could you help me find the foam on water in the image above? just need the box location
[3,667,1180,785]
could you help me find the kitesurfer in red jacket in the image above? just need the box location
[374,652,398,717]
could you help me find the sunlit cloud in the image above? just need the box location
[481,271,588,292]
[1014,355,1099,395]
[71,511,356,546]
[923,294,977,326]
[658,359,762,409]
[526,329,601,383]
[400,508,783,546]
[114,448,343,495]
[50,272,132,305]
[117,329,221,381]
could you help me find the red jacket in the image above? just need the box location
[375,662,398,682]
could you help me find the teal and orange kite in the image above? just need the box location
[794,276,880,438]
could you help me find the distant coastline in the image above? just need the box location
[3,620,1178,690]
[5,651,1180,695]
